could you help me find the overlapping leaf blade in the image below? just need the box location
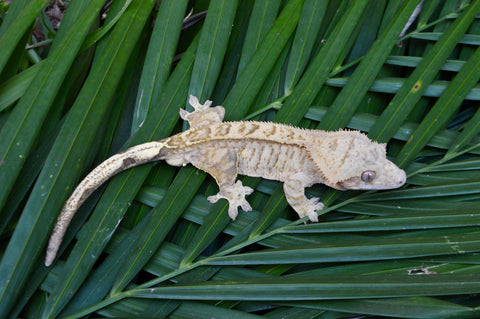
[130,274,480,300]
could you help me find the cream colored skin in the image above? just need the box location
[45,95,406,266]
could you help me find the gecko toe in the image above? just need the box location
[207,194,220,204]
[310,197,324,210]
[307,211,319,222]
[240,200,252,212]
[243,186,254,195]
[228,206,239,220]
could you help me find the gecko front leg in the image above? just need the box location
[187,147,253,220]
[283,173,324,222]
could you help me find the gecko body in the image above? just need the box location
[45,96,406,266]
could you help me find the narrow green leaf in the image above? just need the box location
[283,209,480,233]
[368,0,480,142]
[418,0,449,29]
[346,1,387,62]
[425,158,480,172]
[340,200,480,216]
[288,297,475,318]
[284,0,327,92]
[188,0,239,101]
[130,0,188,134]
[183,201,234,264]
[237,0,281,75]
[326,77,480,100]
[206,232,480,265]
[386,56,467,72]
[101,300,260,319]
[130,274,480,300]
[411,31,480,45]
[266,307,324,319]
[0,62,42,111]
[0,117,59,235]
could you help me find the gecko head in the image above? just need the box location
[310,130,406,190]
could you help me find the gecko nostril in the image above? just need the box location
[398,171,407,185]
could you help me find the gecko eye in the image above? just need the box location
[361,170,376,182]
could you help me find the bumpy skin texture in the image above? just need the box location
[45,95,406,266]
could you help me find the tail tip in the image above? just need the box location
[44,247,57,267]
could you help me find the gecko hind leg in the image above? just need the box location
[283,174,324,222]
[179,95,225,128]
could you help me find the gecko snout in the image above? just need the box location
[396,169,407,186]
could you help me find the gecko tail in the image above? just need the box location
[45,140,168,266]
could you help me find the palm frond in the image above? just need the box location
[1,0,480,318]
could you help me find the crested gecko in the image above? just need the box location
[45,95,406,266]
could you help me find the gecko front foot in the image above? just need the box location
[207,180,254,220]
[305,197,324,222]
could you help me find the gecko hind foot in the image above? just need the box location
[183,95,212,114]
[180,95,225,128]
[207,180,254,220]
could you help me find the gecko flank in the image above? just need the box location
[45,95,406,266]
